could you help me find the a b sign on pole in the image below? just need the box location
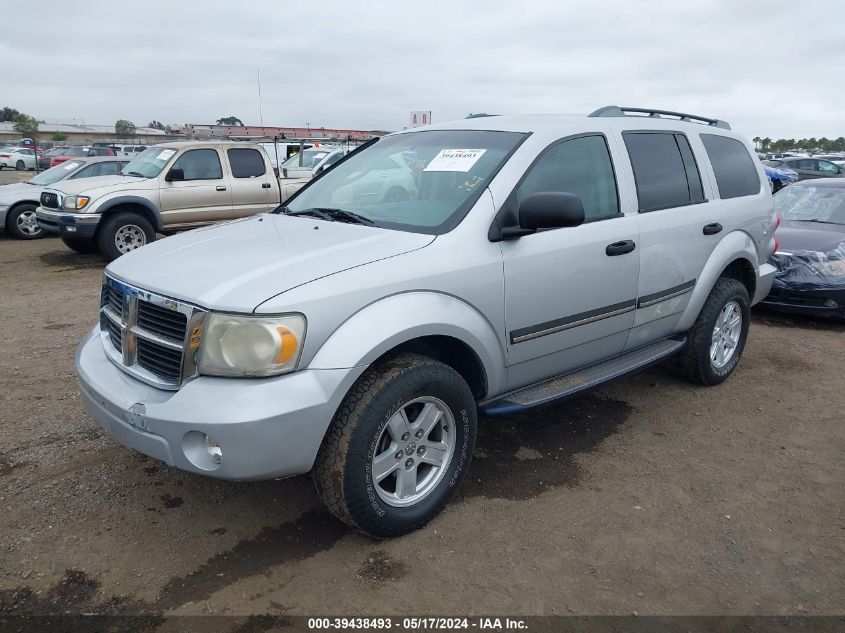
[410,111,432,128]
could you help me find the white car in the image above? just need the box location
[0,156,128,239]
[0,147,38,170]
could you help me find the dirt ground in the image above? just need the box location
[0,232,843,621]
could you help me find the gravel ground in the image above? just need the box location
[0,233,843,620]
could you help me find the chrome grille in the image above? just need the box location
[99,275,205,389]
[137,338,182,381]
[40,192,59,209]
[137,301,187,341]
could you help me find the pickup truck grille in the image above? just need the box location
[99,275,205,389]
[40,192,59,209]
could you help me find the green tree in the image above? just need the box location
[12,114,38,135]
[52,132,68,142]
[115,119,136,138]
[216,116,244,126]
[147,120,165,131]
[0,106,21,122]
[761,137,772,151]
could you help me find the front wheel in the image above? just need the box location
[96,212,156,261]
[672,277,750,386]
[7,204,43,239]
[15,160,25,171]
[313,353,476,538]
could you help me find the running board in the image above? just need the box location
[481,337,687,416]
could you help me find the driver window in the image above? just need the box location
[172,149,224,180]
[516,135,619,221]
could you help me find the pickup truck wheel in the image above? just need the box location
[97,212,155,261]
[61,236,99,254]
[313,353,476,538]
[672,277,750,386]
[7,204,43,239]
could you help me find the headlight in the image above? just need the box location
[198,313,306,377]
[63,195,91,210]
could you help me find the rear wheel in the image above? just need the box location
[672,277,750,386]
[313,353,476,538]
[96,212,155,261]
[61,236,99,254]
[6,204,43,239]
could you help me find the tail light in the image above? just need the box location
[773,238,780,253]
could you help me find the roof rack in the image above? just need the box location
[588,105,731,130]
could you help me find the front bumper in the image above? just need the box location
[36,207,100,238]
[760,286,845,318]
[76,327,365,480]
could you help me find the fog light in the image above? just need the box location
[204,434,223,464]
[824,299,838,308]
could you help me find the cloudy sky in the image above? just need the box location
[2,0,843,138]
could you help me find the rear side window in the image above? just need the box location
[623,132,705,212]
[227,148,266,178]
[701,134,761,198]
[172,149,224,180]
[516,134,619,221]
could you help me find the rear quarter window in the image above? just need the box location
[701,134,761,199]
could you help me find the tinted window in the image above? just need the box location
[790,159,814,170]
[624,132,705,212]
[96,161,120,176]
[172,149,223,180]
[516,135,619,220]
[227,148,265,178]
[69,164,98,179]
[701,134,761,199]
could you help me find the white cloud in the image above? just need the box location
[1,0,843,138]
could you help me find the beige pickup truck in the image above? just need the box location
[35,141,322,260]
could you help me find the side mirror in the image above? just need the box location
[166,167,184,182]
[519,192,585,230]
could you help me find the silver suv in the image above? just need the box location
[76,106,777,538]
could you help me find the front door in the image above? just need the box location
[225,147,276,219]
[501,134,640,389]
[159,148,233,225]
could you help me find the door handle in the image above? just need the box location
[605,240,636,256]
[703,223,723,235]
[261,183,271,188]
[216,185,227,191]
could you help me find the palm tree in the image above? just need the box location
[752,136,761,151]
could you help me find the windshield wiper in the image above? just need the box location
[790,218,844,225]
[285,207,375,225]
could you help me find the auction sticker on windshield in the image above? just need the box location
[63,162,81,170]
[424,149,486,172]
[156,149,176,161]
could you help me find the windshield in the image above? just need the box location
[775,185,845,225]
[285,130,526,233]
[120,146,176,178]
[282,148,334,169]
[28,161,83,185]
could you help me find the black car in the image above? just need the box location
[764,157,845,181]
[762,179,845,317]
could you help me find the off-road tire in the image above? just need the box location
[672,277,750,386]
[313,353,477,539]
[61,236,100,254]
[96,212,155,261]
[6,204,43,239]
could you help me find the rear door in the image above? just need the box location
[787,158,817,180]
[620,130,713,347]
[226,147,276,218]
[159,148,233,225]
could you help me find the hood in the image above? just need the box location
[776,220,845,254]
[50,174,147,196]
[0,182,41,203]
[106,213,435,311]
